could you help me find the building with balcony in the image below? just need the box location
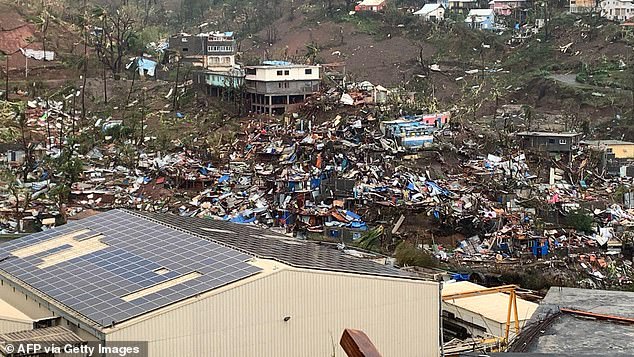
[244,61,321,115]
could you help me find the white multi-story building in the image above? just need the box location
[601,0,634,21]
[245,61,321,115]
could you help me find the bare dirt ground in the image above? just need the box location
[241,13,431,86]
[0,1,85,79]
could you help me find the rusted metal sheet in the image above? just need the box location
[340,328,382,357]
[560,308,634,324]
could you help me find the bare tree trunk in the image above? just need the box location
[172,58,180,111]
[4,55,8,101]
[140,89,145,146]
[81,0,87,123]
[126,63,137,107]
[103,63,108,104]
[71,90,76,135]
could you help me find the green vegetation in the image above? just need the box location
[576,58,633,90]
[394,241,438,268]
[566,210,594,234]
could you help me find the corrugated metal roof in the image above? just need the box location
[442,281,538,323]
[0,326,83,344]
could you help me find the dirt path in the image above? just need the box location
[549,74,631,95]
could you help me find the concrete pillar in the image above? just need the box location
[268,95,272,115]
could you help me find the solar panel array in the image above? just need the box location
[137,211,414,278]
[0,210,261,327]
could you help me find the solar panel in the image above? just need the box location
[0,210,262,327]
[136,211,416,279]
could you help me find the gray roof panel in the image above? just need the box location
[0,210,261,327]
[135,210,413,279]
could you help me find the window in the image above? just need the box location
[284,70,290,75]
[246,68,256,75]
[559,139,567,145]
[305,69,312,75]
[277,70,283,76]
[182,48,188,52]
[548,138,556,144]
[207,45,232,52]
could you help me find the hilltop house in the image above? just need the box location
[172,31,246,98]
[244,61,321,115]
[570,0,597,13]
[488,0,526,15]
[465,9,496,29]
[168,33,206,66]
[355,0,387,12]
[169,31,238,70]
[600,0,634,21]
[414,4,446,21]
[448,0,478,13]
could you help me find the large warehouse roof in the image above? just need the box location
[0,210,261,327]
[137,210,411,278]
[0,209,412,330]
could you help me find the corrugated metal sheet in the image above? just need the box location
[0,318,31,335]
[106,268,439,357]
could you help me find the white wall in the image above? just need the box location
[106,268,439,357]
[246,65,321,82]
[443,303,529,339]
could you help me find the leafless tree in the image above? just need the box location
[93,6,136,80]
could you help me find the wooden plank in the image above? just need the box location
[442,285,518,301]
[560,308,634,324]
[340,329,382,357]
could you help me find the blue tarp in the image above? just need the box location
[127,57,158,76]
[230,214,257,224]
[345,210,362,220]
[451,273,470,281]
[349,221,368,230]
[137,57,157,75]
[218,174,230,183]
[262,60,293,66]
[426,181,451,196]
[310,178,321,189]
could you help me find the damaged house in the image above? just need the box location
[175,31,246,97]
[516,131,581,154]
